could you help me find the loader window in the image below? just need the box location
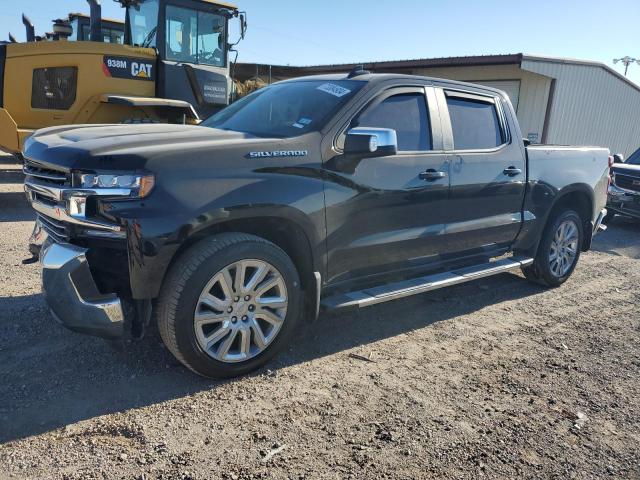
[32,67,78,111]
[165,6,226,67]
[128,0,159,48]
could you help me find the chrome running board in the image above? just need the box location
[321,256,534,310]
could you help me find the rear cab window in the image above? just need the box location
[444,91,506,150]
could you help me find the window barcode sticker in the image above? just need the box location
[317,83,351,97]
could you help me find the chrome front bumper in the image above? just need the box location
[41,241,124,339]
[607,184,640,219]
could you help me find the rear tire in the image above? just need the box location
[522,209,583,288]
[156,233,302,378]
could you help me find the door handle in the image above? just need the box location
[503,166,522,177]
[419,169,447,181]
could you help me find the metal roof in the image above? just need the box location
[297,54,524,71]
[237,53,639,92]
[197,0,239,8]
[521,54,640,94]
[67,12,125,25]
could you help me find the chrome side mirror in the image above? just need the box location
[344,127,398,158]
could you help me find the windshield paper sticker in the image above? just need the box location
[298,118,312,125]
[317,83,351,97]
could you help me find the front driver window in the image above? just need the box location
[355,93,432,151]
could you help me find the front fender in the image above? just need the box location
[112,168,326,299]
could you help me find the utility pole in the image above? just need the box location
[613,56,640,76]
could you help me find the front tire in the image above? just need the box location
[522,209,583,288]
[156,233,302,378]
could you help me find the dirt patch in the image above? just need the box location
[0,173,639,479]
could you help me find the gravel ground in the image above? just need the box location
[1,153,639,479]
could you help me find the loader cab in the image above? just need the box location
[123,0,241,116]
[68,14,125,44]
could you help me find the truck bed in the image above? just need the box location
[526,145,610,224]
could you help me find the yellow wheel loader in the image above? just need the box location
[0,0,246,155]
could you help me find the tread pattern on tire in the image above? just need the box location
[156,232,273,375]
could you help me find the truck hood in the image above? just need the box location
[23,124,275,171]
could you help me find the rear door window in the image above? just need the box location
[355,93,432,151]
[445,93,504,150]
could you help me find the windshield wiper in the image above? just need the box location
[141,26,157,48]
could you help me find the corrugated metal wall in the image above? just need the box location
[410,65,552,143]
[522,59,640,156]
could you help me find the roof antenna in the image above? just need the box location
[347,65,370,78]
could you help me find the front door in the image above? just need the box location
[437,87,526,255]
[323,86,452,286]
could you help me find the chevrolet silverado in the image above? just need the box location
[23,71,610,378]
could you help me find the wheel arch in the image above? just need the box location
[547,185,595,252]
[162,214,320,305]
[515,183,596,258]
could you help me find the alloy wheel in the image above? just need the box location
[549,219,579,277]
[193,259,288,363]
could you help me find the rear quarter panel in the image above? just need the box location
[515,145,610,254]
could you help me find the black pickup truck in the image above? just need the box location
[607,147,640,221]
[23,71,609,378]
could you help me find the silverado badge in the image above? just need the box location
[248,151,308,158]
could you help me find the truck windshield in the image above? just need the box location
[128,0,159,48]
[203,80,365,137]
[627,148,640,165]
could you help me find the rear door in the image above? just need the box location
[437,87,526,255]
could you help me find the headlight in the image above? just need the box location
[79,173,155,198]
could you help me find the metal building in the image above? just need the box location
[236,54,640,156]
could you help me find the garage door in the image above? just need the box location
[470,80,521,112]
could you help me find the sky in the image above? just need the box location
[2,0,639,85]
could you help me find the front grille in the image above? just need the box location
[31,66,78,110]
[23,159,70,187]
[25,158,73,243]
[37,213,70,243]
[614,173,640,193]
